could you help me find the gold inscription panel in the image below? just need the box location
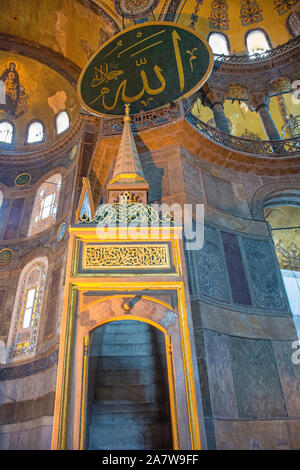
[82,243,171,270]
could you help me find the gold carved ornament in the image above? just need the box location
[83,244,170,269]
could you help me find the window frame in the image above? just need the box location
[7,257,48,361]
[245,28,272,56]
[208,31,231,56]
[55,110,70,135]
[28,173,62,236]
[0,120,15,145]
[25,119,45,145]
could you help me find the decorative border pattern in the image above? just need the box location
[164,0,182,21]
[76,0,120,29]
[0,349,58,381]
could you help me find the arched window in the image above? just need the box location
[26,121,44,143]
[264,195,300,340]
[287,12,300,38]
[208,32,230,55]
[245,29,271,56]
[28,173,62,236]
[0,121,13,144]
[55,111,70,134]
[7,257,48,360]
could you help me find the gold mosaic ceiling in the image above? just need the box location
[0,0,298,71]
[0,0,298,146]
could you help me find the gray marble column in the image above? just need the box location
[257,104,281,141]
[200,87,231,135]
[250,93,281,141]
[211,101,231,135]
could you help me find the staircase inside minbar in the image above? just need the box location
[85,319,173,450]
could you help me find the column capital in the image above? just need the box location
[206,88,226,108]
[248,92,270,112]
[199,84,226,109]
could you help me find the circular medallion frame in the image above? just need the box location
[114,0,159,19]
[0,248,13,265]
[78,21,213,117]
[57,222,67,242]
[15,172,31,187]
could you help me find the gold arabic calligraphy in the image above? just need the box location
[90,65,165,110]
[88,28,199,111]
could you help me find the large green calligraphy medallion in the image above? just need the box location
[78,22,213,116]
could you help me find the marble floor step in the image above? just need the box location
[95,332,156,345]
[96,355,158,370]
[95,368,163,386]
[92,401,165,414]
[95,383,165,402]
[96,342,160,356]
[99,321,153,334]
[88,422,172,450]
[91,410,169,425]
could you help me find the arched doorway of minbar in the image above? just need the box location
[83,318,174,450]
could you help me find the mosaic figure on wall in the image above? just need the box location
[0,60,27,118]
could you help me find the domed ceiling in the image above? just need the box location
[0,0,298,147]
[0,51,80,146]
[0,0,297,71]
[111,0,297,52]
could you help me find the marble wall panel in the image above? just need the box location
[204,330,239,419]
[201,171,250,218]
[221,231,252,306]
[272,340,300,418]
[182,159,204,203]
[188,225,231,302]
[241,237,288,311]
[215,418,300,450]
[199,301,297,340]
[229,337,287,419]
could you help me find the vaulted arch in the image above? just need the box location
[28,173,62,236]
[7,256,48,361]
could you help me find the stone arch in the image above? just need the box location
[28,172,62,236]
[77,294,178,334]
[84,314,174,450]
[6,255,49,361]
[250,179,300,219]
